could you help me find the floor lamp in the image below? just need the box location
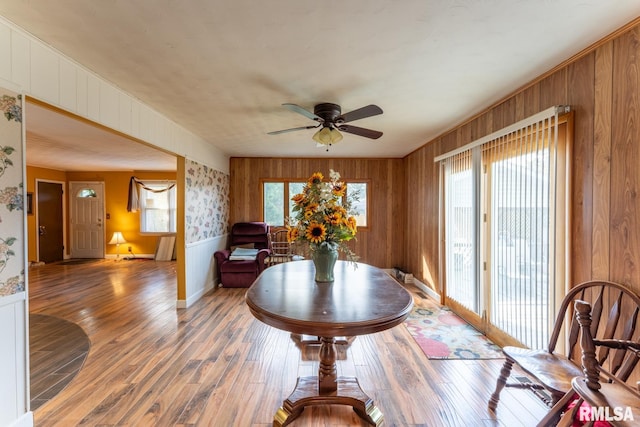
[108,231,127,260]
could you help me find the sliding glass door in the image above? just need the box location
[439,107,570,347]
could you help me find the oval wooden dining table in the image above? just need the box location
[245,260,414,426]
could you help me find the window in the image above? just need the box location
[262,179,368,227]
[346,182,367,227]
[139,182,176,233]
[76,188,97,198]
[263,182,285,226]
[263,181,305,226]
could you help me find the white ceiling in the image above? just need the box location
[2,1,640,170]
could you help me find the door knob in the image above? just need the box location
[39,225,46,236]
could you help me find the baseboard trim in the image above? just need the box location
[9,411,33,427]
[384,268,440,300]
[411,277,440,301]
[177,280,215,309]
[105,254,155,260]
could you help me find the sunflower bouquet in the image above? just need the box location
[287,170,359,263]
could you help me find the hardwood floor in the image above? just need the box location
[28,259,549,426]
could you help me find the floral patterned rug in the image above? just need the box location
[404,299,504,360]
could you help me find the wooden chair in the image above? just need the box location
[488,280,640,413]
[537,300,640,426]
[268,228,293,266]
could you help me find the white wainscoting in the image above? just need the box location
[179,234,227,308]
[0,292,32,427]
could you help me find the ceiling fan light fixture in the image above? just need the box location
[329,127,343,143]
[312,126,342,145]
[270,102,382,145]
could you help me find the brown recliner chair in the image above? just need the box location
[214,222,271,288]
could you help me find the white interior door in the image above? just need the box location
[70,181,105,258]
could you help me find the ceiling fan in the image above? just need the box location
[268,103,383,150]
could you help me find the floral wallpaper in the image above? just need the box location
[185,159,229,244]
[0,91,24,297]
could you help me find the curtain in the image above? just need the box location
[127,177,176,212]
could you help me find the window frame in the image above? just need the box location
[139,180,177,235]
[344,180,370,229]
[261,178,370,229]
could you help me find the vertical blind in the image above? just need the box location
[437,106,570,348]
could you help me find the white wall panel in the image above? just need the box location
[0,294,29,427]
[118,92,132,135]
[10,30,29,90]
[0,300,18,423]
[99,80,119,129]
[181,235,226,308]
[187,137,229,173]
[172,126,188,156]
[86,73,100,121]
[0,25,10,81]
[138,103,153,144]
[75,68,88,117]
[160,118,173,152]
[59,58,78,113]
[172,128,185,154]
[130,99,141,139]
[30,42,59,104]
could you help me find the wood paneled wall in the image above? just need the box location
[229,157,405,268]
[404,21,640,298]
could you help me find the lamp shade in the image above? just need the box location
[108,232,127,245]
[312,126,343,145]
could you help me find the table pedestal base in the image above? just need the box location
[273,376,383,427]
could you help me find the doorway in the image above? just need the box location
[36,180,64,263]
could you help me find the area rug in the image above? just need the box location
[404,299,504,360]
[30,313,90,410]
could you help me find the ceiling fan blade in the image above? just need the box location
[267,125,319,135]
[337,104,383,123]
[338,124,383,139]
[282,103,323,122]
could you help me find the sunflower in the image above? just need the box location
[346,216,357,234]
[305,221,326,244]
[286,226,299,242]
[291,193,306,205]
[332,182,346,197]
[308,172,324,186]
[327,212,343,225]
[334,205,348,217]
